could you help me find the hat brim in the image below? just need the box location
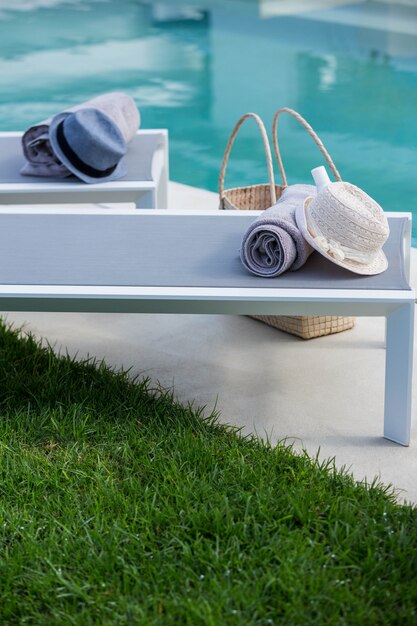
[295,198,388,276]
[49,112,127,184]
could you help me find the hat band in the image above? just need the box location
[56,120,118,179]
[306,212,380,265]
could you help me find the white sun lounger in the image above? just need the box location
[0,207,414,445]
[0,130,168,209]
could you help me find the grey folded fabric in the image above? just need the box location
[240,184,316,277]
[21,92,140,178]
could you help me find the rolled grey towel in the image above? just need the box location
[240,184,316,277]
[21,92,140,178]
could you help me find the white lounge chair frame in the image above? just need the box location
[0,207,414,446]
[0,130,169,209]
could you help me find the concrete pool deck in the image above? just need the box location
[4,181,417,505]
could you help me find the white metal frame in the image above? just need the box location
[0,130,169,209]
[0,208,414,446]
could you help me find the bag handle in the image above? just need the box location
[219,112,277,207]
[272,107,342,187]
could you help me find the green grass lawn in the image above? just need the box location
[1,320,416,625]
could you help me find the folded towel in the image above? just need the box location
[240,184,316,277]
[21,92,140,178]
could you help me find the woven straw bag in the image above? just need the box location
[219,108,355,340]
[219,112,282,211]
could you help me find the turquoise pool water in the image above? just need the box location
[0,0,416,240]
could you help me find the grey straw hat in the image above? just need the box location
[49,108,127,183]
[295,181,390,275]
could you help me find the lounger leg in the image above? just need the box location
[384,302,415,445]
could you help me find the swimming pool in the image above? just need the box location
[0,0,416,241]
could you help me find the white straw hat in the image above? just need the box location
[295,181,390,275]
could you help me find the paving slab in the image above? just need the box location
[3,181,417,505]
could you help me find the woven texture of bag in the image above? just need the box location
[219,108,355,340]
[222,183,282,212]
[251,315,355,339]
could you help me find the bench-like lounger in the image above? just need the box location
[0,130,169,209]
[0,207,414,445]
